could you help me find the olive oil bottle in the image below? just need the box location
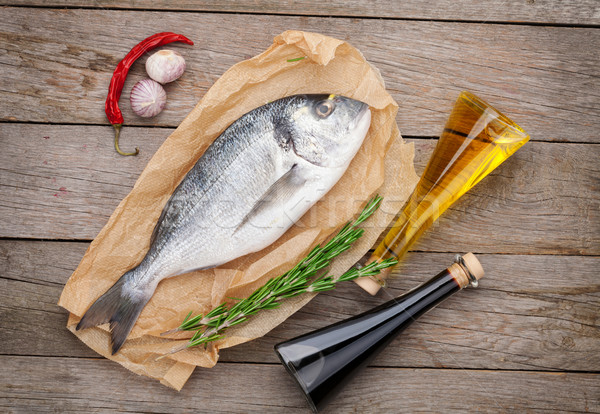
[356,91,529,294]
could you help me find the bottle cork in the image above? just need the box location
[354,266,389,295]
[449,252,484,288]
[463,252,484,279]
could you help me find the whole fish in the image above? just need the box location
[77,94,371,354]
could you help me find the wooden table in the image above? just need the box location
[1,2,598,412]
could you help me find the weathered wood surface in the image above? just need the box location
[1,3,599,413]
[4,0,600,25]
[2,240,598,372]
[1,356,597,413]
[1,8,599,142]
[1,124,598,255]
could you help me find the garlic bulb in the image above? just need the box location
[145,49,186,84]
[130,79,167,118]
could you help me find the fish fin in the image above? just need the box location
[150,195,185,247]
[76,271,152,355]
[150,182,191,246]
[235,164,305,232]
[149,204,168,246]
[108,294,151,355]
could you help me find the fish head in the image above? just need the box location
[286,94,371,168]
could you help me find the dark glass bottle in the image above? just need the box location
[274,253,483,413]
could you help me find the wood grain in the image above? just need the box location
[1,8,599,142]
[0,355,598,413]
[3,0,600,25]
[1,124,598,256]
[2,240,598,372]
[0,4,598,411]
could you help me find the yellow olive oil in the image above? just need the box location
[369,92,529,285]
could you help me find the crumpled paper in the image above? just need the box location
[58,30,418,390]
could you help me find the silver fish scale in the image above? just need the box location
[138,104,291,282]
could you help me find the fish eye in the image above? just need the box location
[315,100,335,118]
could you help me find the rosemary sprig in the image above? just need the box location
[161,196,397,356]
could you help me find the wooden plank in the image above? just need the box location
[1,8,599,142]
[0,355,598,413]
[0,124,160,240]
[2,240,598,371]
[1,124,598,255]
[3,0,600,25]
[0,241,94,358]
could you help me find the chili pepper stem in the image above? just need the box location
[113,124,139,156]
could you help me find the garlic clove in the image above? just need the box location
[130,79,167,118]
[145,49,186,84]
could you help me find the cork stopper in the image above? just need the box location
[354,266,390,295]
[462,252,484,280]
[450,252,485,288]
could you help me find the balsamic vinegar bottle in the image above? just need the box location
[275,253,484,413]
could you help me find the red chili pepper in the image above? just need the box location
[105,32,194,156]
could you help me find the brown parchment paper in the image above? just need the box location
[58,30,418,390]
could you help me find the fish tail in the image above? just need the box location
[76,270,152,355]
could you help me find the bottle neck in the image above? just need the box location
[372,266,462,328]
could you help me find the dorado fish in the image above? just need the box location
[77,94,371,354]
